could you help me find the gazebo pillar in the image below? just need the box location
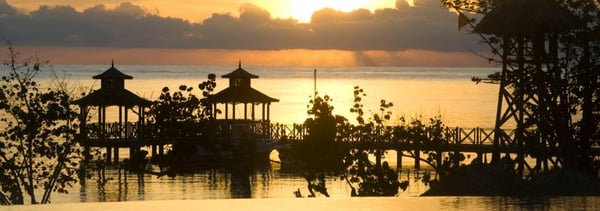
[252,104,256,121]
[98,105,111,164]
[114,106,124,164]
[214,103,218,119]
[225,103,229,120]
[232,102,236,120]
[119,106,124,138]
[267,103,271,121]
[261,103,265,121]
[244,103,248,120]
[124,107,129,138]
[98,106,102,139]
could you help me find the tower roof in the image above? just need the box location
[474,0,576,35]
[222,61,259,79]
[207,87,279,104]
[72,88,152,106]
[209,62,278,104]
[73,61,151,106]
[92,61,133,80]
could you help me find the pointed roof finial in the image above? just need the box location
[111,59,114,68]
[238,60,242,68]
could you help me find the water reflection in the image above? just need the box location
[78,164,278,202]
[229,165,252,198]
[48,163,600,210]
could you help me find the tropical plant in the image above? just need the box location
[146,73,217,138]
[0,43,80,204]
[344,86,406,196]
[292,94,348,173]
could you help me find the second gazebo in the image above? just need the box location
[207,62,279,125]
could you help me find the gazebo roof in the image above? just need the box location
[474,0,576,35]
[222,61,259,79]
[92,61,133,80]
[208,87,279,104]
[72,88,152,106]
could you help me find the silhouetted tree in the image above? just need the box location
[292,94,348,173]
[147,73,217,138]
[560,0,600,175]
[344,86,407,196]
[284,94,350,197]
[349,86,393,168]
[0,42,80,204]
[145,74,218,165]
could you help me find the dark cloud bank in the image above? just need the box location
[0,0,483,52]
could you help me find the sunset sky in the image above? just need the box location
[1,0,490,66]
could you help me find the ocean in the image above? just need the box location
[48,64,500,127]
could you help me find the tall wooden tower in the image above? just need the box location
[474,0,575,176]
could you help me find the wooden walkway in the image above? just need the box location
[82,122,600,154]
[272,124,600,153]
[81,121,600,176]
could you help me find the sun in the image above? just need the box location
[284,0,394,23]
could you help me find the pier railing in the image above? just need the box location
[83,120,511,148]
[86,122,139,140]
[267,123,503,146]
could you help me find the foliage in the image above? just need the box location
[0,43,80,204]
[290,94,349,173]
[348,86,392,166]
[146,73,217,138]
[144,74,224,171]
[560,0,600,175]
[343,86,406,196]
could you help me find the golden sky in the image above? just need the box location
[1,0,490,66]
[7,0,398,23]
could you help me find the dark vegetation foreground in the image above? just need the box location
[422,165,600,196]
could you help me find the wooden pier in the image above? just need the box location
[72,63,599,179]
[78,121,599,176]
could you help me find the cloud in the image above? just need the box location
[0,1,484,52]
[0,0,18,16]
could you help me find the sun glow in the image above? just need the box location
[285,0,391,23]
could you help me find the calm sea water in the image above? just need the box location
[48,64,500,127]
[23,65,600,209]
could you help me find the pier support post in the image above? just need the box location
[114,147,119,165]
[476,152,482,164]
[396,149,402,171]
[152,145,157,157]
[106,147,112,165]
[159,145,164,156]
[130,147,135,162]
[414,150,420,170]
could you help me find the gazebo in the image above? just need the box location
[206,62,279,138]
[73,62,152,164]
